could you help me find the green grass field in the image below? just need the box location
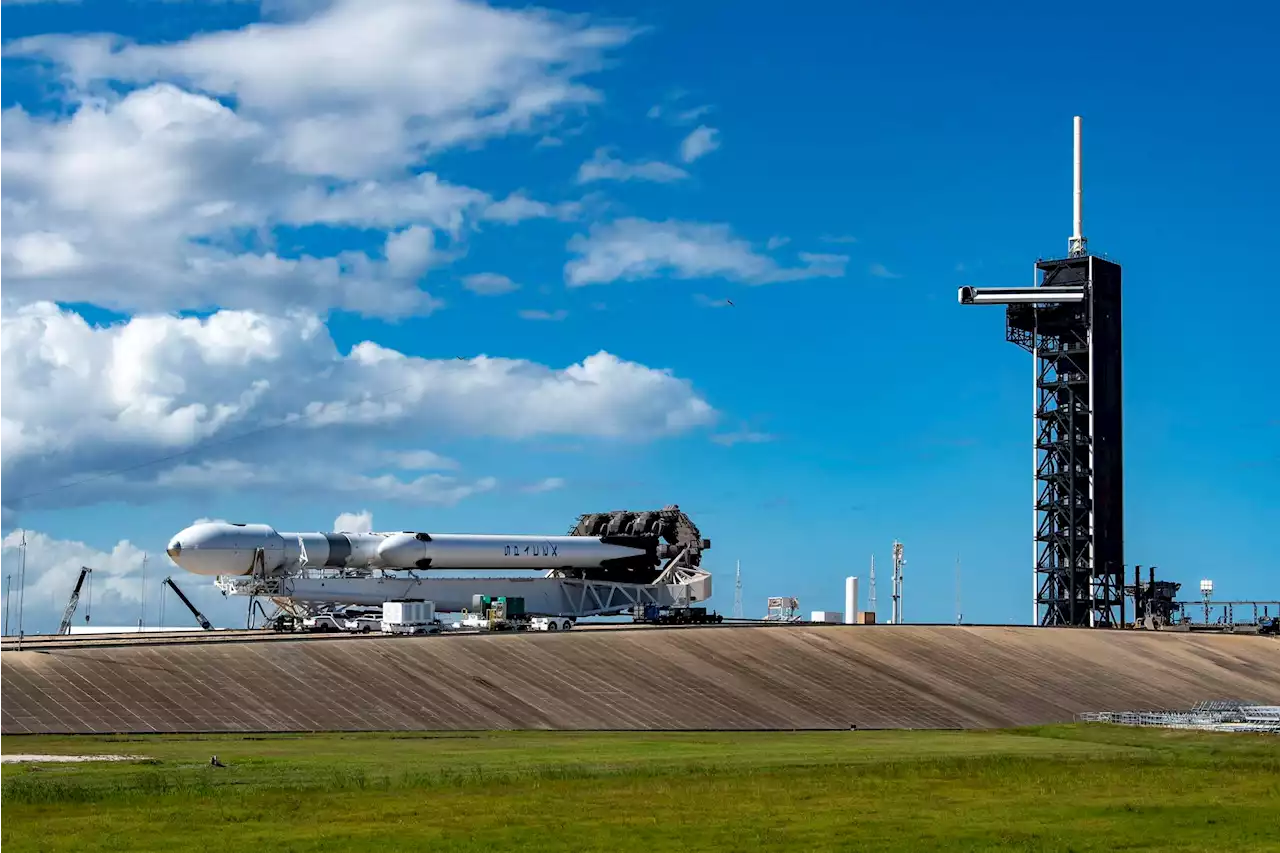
[3,725,1277,852]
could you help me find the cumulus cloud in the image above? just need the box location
[8,0,637,172]
[1,0,625,318]
[521,476,566,493]
[712,429,774,446]
[0,529,247,635]
[333,510,374,533]
[1,302,716,512]
[518,308,569,321]
[679,126,720,163]
[0,86,566,318]
[463,273,521,295]
[565,219,848,287]
[870,262,902,279]
[576,147,689,184]
[388,450,459,470]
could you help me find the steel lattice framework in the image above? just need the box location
[1004,256,1125,626]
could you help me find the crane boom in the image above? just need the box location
[57,566,92,635]
[162,576,214,630]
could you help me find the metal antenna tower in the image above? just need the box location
[955,554,962,625]
[139,552,148,630]
[958,115,1125,627]
[17,530,27,639]
[868,554,877,619]
[733,559,743,619]
[891,540,904,624]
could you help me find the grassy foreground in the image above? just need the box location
[3,725,1278,852]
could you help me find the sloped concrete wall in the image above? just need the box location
[3,626,1277,734]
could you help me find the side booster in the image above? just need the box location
[165,521,662,578]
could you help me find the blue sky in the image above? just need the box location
[1,0,1276,633]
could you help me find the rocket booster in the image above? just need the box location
[165,521,659,577]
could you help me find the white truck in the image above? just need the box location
[528,616,575,632]
[303,606,380,632]
[382,600,439,635]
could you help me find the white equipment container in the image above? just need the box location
[382,599,437,634]
[810,611,843,624]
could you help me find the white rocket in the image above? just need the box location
[165,521,659,578]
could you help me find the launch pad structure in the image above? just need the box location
[216,506,713,620]
[959,116,1125,628]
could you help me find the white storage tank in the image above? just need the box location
[810,610,843,623]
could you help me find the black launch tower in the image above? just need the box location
[959,117,1125,627]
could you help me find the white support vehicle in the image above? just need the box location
[302,606,379,632]
[382,600,439,635]
[301,613,345,632]
[528,616,575,632]
[342,614,382,633]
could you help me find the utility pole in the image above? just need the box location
[733,559,743,619]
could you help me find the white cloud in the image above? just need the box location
[384,226,435,277]
[463,273,520,295]
[0,85,568,318]
[1,302,716,512]
[1,1,624,319]
[766,236,790,250]
[870,262,902,279]
[152,459,496,506]
[679,126,720,163]
[712,429,774,446]
[9,0,637,173]
[565,219,848,287]
[522,476,566,493]
[0,528,249,635]
[334,510,374,533]
[518,308,569,321]
[693,294,733,308]
[646,90,710,125]
[576,147,689,185]
[388,449,459,470]
[822,234,859,245]
[483,192,579,224]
